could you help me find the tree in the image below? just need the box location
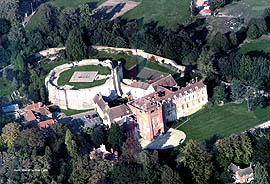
[65,129,78,158]
[0,18,10,35]
[70,154,112,184]
[120,138,141,164]
[229,31,238,46]
[161,165,183,184]
[65,28,87,61]
[215,134,253,170]
[180,140,213,184]
[239,55,255,82]
[213,86,227,103]
[0,46,10,68]
[108,124,126,152]
[247,24,261,40]
[209,32,231,53]
[197,49,217,81]
[231,79,246,102]
[1,122,22,147]
[90,126,106,147]
[10,128,45,158]
[252,162,269,184]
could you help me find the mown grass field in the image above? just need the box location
[57,65,111,89]
[239,36,270,54]
[177,102,270,142]
[123,0,190,28]
[0,78,15,97]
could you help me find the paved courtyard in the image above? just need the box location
[69,71,98,82]
[140,128,186,149]
[57,110,102,135]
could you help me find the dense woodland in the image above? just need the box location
[1,0,270,183]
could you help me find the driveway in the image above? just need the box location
[57,110,102,135]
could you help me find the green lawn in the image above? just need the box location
[57,65,111,89]
[239,36,270,54]
[61,108,93,116]
[0,78,15,97]
[177,102,270,142]
[123,0,190,29]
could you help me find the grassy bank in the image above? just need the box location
[177,102,270,142]
[239,36,270,54]
[61,108,93,116]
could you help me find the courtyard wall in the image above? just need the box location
[45,59,123,110]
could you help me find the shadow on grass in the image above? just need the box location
[205,134,222,149]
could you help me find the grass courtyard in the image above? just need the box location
[177,102,270,142]
[57,65,111,89]
[239,36,270,54]
[123,0,190,28]
[60,108,93,116]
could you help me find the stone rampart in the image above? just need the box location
[93,46,186,72]
[45,59,123,110]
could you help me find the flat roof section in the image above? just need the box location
[69,71,98,83]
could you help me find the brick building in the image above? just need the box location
[23,102,55,129]
[128,79,208,141]
[128,96,164,141]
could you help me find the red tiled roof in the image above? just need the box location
[23,110,37,121]
[203,9,211,13]
[35,106,51,116]
[24,102,43,111]
[39,119,54,129]
[150,75,177,90]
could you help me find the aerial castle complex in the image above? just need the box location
[46,56,208,141]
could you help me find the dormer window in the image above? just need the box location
[184,91,187,95]
[195,86,198,90]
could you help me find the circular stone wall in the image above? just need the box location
[45,59,123,110]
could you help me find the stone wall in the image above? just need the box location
[45,59,123,110]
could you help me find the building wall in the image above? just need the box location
[131,103,164,141]
[162,100,178,124]
[175,85,208,118]
[45,59,123,110]
[121,83,155,99]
